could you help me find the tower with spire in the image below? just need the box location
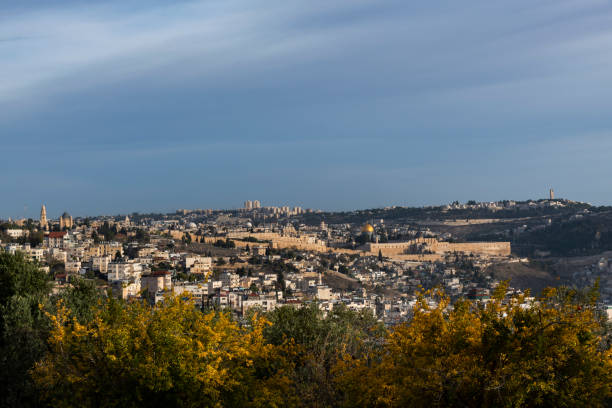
[40,204,48,230]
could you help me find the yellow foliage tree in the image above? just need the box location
[32,295,296,408]
[336,283,612,407]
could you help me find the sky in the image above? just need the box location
[2,0,612,218]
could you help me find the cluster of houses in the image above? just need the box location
[1,201,610,324]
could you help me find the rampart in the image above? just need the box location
[201,232,510,259]
[365,239,510,257]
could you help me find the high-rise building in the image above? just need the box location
[40,204,48,230]
[549,189,554,200]
[244,200,253,210]
[253,200,261,209]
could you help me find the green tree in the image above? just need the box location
[134,228,150,243]
[52,277,104,324]
[264,303,385,407]
[276,270,286,293]
[0,251,52,407]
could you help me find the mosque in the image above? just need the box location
[360,223,376,243]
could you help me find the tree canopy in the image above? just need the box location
[0,252,610,407]
[335,284,612,407]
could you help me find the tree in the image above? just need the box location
[33,295,294,407]
[275,270,286,293]
[264,303,385,407]
[98,221,117,241]
[336,284,612,407]
[0,251,52,407]
[134,229,149,243]
[27,231,44,247]
[378,249,383,262]
[52,277,104,324]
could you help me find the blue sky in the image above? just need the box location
[2,0,612,218]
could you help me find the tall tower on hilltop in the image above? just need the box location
[40,204,48,230]
[549,189,555,200]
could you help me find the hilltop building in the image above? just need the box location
[40,204,48,230]
[244,200,261,210]
[59,212,73,229]
[361,223,375,242]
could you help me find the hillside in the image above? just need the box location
[486,261,561,296]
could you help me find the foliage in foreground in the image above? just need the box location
[0,252,611,407]
[336,283,612,407]
[0,251,51,407]
[33,296,294,408]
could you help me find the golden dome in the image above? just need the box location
[361,223,374,233]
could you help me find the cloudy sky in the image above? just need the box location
[2,0,612,217]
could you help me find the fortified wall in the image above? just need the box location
[226,232,329,252]
[202,232,510,259]
[365,238,510,257]
[434,242,511,256]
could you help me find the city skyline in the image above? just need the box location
[0,191,578,220]
[3,0,612,215]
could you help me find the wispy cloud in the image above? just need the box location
[3,0,610,110]
[0,0,385,109]
[2,0,612,214]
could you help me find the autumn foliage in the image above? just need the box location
[335,284,612,407]
[31,284,612,408]
[1,253,610,407]
[32,295,294,408]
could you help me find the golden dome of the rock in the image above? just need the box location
[361,223,374,233]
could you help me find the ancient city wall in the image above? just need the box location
[366,239,510,257]
[366,238,436,256]
[434,242,511,256]
[203,233,510,258]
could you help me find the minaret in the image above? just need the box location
[40,204,48,230]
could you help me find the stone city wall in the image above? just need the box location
[202,232,510,258]
[366,238,510,257]
[434,242,511,256]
